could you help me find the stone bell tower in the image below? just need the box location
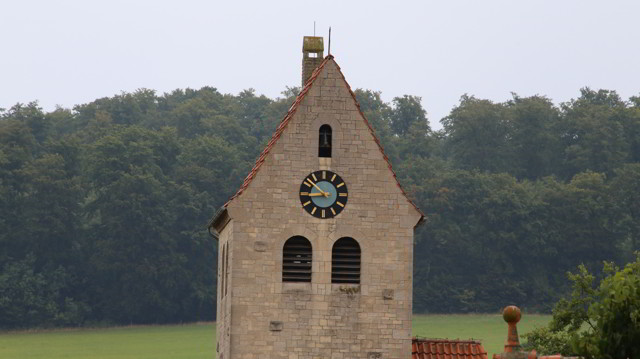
[209,36,424,359]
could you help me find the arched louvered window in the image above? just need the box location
[332,237,361,284]
[282,236,312,282]
[318,124,332,158]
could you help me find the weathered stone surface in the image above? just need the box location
[270,321,284,331]
[254,241,268,252]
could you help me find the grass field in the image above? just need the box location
[0,315,551,359]
[0,323,214,359]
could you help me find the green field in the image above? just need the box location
[0,315,551,359]
[0,323,214,359]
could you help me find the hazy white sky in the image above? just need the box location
[1,0,639,130]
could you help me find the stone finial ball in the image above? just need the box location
[502,305,522,323]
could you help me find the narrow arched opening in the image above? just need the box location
[318,124,332,158]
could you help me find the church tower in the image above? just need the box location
[209,36,424,359]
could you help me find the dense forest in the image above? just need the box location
[0,86,638,329]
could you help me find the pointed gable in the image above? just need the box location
[210,55,424,231]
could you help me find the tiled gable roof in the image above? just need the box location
[219,55,424,224]
[222,55,332,207]
[412,338,488,359]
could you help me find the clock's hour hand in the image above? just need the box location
[307,180,329,197]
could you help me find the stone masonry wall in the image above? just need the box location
[221,59,421,359]
[216,221,233,359]
[302,55,324,87]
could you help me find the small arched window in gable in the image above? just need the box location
[283,236,312,282]
[318,124,332,158]
[332,237,361,284]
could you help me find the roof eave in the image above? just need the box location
[207,206,230,238]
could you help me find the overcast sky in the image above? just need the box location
[1,0,639,130]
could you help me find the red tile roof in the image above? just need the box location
[220,55,424,224]
[412,338,488,359]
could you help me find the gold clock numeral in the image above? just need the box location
[304,181,312,187]
[336,182,345,188]
[331,174,337,182]
[322,171,326,179]
[330,207,336,215]
[302,201,311,207]
[339,193,348,197]
[321,209,325,218]
[311,173,317,181]
[336,202,344,207]
[311,207,317,215]
[300,192,309,196]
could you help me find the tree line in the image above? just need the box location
[0,86,638,328]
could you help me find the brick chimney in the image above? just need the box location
[302,36,324,86]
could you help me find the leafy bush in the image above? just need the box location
[523,253,640,359]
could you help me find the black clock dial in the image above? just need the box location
[299,170,348,219]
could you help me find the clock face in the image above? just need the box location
[299,170,348,219]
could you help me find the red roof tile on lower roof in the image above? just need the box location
[221,55,424,224]
[412,338,488,359]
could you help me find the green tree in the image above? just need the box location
[441,95,512,172]
[74,89,159,127]
[83,126,192,323]
[625,96,640,163]
[525,254,640,359]
[14,153,82,268]
[411,170,546,312]
[176,135,245,206]
[609,164,640,262]
[558,88,629,178]
[354,89,399,162]
[390,95,430,137]
[0,255,88,329]
[506,95,561,179]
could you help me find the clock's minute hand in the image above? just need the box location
[307,180,329,197]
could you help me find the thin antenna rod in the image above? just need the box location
[328,27,331,55]
[314,21,316,36]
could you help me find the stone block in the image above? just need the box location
[269,321,283,331]
[254,241,268,252]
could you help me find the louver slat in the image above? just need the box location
[331,237,361,284]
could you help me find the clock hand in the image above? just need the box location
[308,192,326,197]
[307,180,328,196]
